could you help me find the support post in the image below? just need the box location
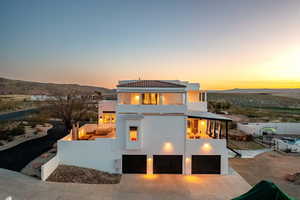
[225,121,229,141]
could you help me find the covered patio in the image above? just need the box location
[186,111,232,140]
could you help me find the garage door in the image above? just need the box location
[192,155,221,174]
[122,155,147,174]
[153,155,182,174]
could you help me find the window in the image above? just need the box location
[142,93,158,105]
[102,112,116,123]
[129,126,138,141]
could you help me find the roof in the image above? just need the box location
[117,80,186,88]
[187,111,232,121]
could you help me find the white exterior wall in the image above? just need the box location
[118,115,186,155]
[187,102,208,112]
[57,139,121,174]
[185,139,228,175]
[238,123,300,136]
[41,155,59,181]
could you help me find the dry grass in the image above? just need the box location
[230,151,300,199]
[47,165,121,184]
[227,139,265,150]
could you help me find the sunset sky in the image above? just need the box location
[0,0,300,89]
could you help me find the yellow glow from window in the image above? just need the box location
[129,127,138,141]
[201,121,205,125]
[135,95,140,100]
[202,143,212,152]
[102,113,115,124]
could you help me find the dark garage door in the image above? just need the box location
[153,155,182,174]
[192,155,221,174]
[122,155,147,174]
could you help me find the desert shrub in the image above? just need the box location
[208,100,231,113]
[9,125,25,136]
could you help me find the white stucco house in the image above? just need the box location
[42,80,232,180]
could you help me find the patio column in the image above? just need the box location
[225,121,229,141]
[147,155,153,174]
[185,156,191,175]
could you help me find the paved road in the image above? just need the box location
[0,122,67,171]
[0,168,251,200]
[0,108,39,121]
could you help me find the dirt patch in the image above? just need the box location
[47,165,121,184]
[227,139,265,150]
[230,151,300,199]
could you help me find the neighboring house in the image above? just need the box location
[30,95,56,101]
[42,80,232,180]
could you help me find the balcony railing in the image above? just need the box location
[117,104,187,113]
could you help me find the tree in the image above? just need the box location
[48,92,89,131]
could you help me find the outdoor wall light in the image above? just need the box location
[202,143,212,152]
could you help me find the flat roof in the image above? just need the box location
[187,111,232,121]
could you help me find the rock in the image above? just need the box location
[285,172,300,184]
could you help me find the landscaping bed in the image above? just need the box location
[47,165,121,184]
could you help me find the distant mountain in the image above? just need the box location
[0,77,114,95]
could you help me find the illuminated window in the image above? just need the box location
[142,93,158,105]
[102,112,116,124]
[129,126,138,141]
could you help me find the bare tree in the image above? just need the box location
[48,92,89,131]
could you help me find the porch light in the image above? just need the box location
[185,157,190,162]
[201,121,205,125]
[148,158,152,161]
[135,95,140,100]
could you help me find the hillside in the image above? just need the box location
[208,93,300,109]
[0,77,114,95]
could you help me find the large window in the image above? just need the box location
[142,93,158,105]
[102,112,116,124]
[129,126,138,141]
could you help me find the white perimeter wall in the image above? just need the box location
[41,155,59,181]
[238,123,300,136]
[57,139,121,174]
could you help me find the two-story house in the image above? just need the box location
[42,80,232,180]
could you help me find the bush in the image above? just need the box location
[10,125,25,136]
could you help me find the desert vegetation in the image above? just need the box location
[208,93,300,122]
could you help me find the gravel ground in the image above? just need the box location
[230,151,300,199]
[47,165,121,184]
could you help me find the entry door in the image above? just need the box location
[122,155,147,174]
[153,155,182,174]
[192,155,221,174]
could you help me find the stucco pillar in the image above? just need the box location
[147,155,153,174]
[185,156,191,175]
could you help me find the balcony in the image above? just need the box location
[187,102,207,112]
[62,123,116,141]
[117,104,187,114]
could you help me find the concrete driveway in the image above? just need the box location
[0,168,251,200]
